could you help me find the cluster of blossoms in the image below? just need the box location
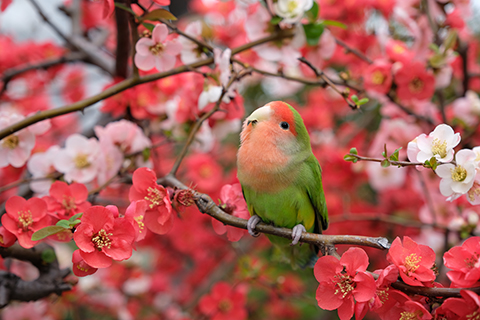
[316,236,480,320]
[408,123,480,205]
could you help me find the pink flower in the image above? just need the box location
[2,196,51,249]
[27,145,61,194]
[0,111,35,168]
[54,134,101,183]
[134,24,182,72]
[363,60,393,94]
[0,226,16,247]
[72,249,97,277]
[184,153,223,193]
[435,290,480,319]
[315,247,376,320]
[129,167,174,235]
[43,181,91,220]
[394,61,435,102]
[179,21,208,64]
[444,236,480,288]
[94,119,152,154]
[212,183,249,242]
[199,282,248,320]
[124,200,148,242]
[73,205,135,268]
[386,236,436,286]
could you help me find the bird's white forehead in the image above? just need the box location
[247,105,272,121]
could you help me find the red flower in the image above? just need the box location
[2,196,51,249]
[124,200,148,242]
[314,247,376,320]
[199,282,248,320]
[443,236,480,288]
[381,292,432,320]
[43,181,91,220]
[0,226,16,247]
[394,62,435,102]
[386,236,436,287]
[212,183,249,242]
[184,153,223,193]
[72,249,97,277]
[435,290,480,319]
[129,167,173,235]
[363,60,393,94]
[73,205,135,268]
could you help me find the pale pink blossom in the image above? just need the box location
[54,134,101,183]
[273,0,313,24]
[214,48,232,87]
[414,124,461,163]
[245,5,304,66]
[96,138,123,185]
[27,145,61,194]
[435,149,477,198]
[179,21,208,64]
[134,24,182,72]
[198,85,223,110]
[452,91,480,127]
[0,111,35,168]
[366,161,406,191]
[94,120,151,154]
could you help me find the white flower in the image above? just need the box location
[435,149,477,198]
[54,134,101,183]
[198,85,223,110]
[415,124,460,163]
[273,0,313,24]
[27,145,61,194]
[452,91,480,126]
[179,21,208,65]
[0,112,35,168]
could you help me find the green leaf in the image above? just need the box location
[142,148,151,162]
[343,154,358,163]
[114,3,137,17]
[429,43,440,54]
[142,22,155,32]
[349,147,358,155]
[427,157,438,170]
[351,95,359,103]
[41,248,57,264]
[141,8,177,22]
[357,98,369,105]
[322,20,347,29]
[303,23,324,46]
[270,16,283,25]
[32,226,68,241]
[68,212,83,222]
[56,220,71,229]
[443,30,457,52]
[305,2,319,22]
[389,147,402,162]
[381,159,390,168]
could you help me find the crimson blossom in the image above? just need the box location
[2,196,50,249]
[435,290,480,320]
[314,247,376,320]
[43,180,91,220]
[198,281,248,320]
[394,61,435,102]
[128,167,173,235]
[386,236,436,287]
[444,236,480,288]
[73,205,135,268]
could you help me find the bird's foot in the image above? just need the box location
[291,224,306,246]
[247,215,262,237]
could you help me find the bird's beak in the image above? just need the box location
[246,106,272,127]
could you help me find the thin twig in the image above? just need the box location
[160,18,214,52]
[169,70,245,176]
[334,37,373,64]
[298,57,359,110]
[0,29,294,140]
[346,153,427,167]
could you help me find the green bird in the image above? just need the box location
[237,101,328,268]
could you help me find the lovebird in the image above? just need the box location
[237,101,328,268]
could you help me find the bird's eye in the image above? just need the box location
[280,121,289,130]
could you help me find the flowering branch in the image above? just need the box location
[0,29,294,141]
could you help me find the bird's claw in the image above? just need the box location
[291,224,306,246]
[247,215,262,237]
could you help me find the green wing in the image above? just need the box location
[303,153,328,233]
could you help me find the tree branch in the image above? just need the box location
[0,29,294,141]
[0,243,71,308]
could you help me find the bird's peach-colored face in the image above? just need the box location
[240,101,297,146]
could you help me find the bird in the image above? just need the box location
[237,101,328,268]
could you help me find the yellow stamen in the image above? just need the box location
[467,311,480,320]
[62,196,77,214]
[74,154,90,169]
[400,311,418,320]
[18,210,33,231]
[431,138,447,158]
[408,77,424,93]
[149,43,164,55]
[405,253,421,275]
[372,70,385,85]
[134,215,145,233]
[91,229,113,250]
[2,135,19,149]
[451,165,467,182]
[333,274,355,298]
[144,187,164,209]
